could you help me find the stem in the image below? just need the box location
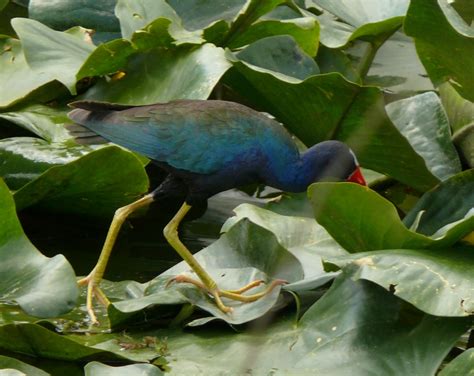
[355,42,378,80]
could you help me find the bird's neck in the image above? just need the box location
[264,149,319,193]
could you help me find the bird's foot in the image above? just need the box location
[168,275,287,313]
[77,274,110,325]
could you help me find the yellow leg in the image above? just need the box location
[78,193,154,324]
[164,203,287,313]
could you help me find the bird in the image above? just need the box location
[67,99,366,324]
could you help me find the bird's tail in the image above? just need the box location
[64,122,108,145]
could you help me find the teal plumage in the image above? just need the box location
[68,100,363,202]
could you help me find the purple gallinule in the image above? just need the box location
[68,99,366,323]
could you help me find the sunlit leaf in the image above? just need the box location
[386,92,461,181]
[439,348,474,376]
[84,362,163,376]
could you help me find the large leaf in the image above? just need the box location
[0,356,48,376]
[225,56,439,191]
[167,0,245,31]
[222,203,345,290]
[0,104,71,143]
[405,0,474,101]
[229,15,320,56]
[115,0,186,40]
[0,137,96,190]
[83,44,231,104]
[309,182,474,252]
[439,348,474,376]
[386,92,462,181]
[235,35,320,80]
[0,37,58,108]
[153,276,468,374]
[11,18,95,94]
[13,145,149,218]
[0,179,78,317]
[28,0,119,31]
[403,169,474,236]
[325,246,474,317]
[84,362,163,376]
[307,0,409,48]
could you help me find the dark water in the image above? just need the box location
[20,190,264,283]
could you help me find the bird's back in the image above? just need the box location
[68,100,299,175]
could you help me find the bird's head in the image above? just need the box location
[304,140,367,186]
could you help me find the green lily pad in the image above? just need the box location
[405,0,474,102]
[225,57,439,191]
[229,16,320,56]
[0,137,98,190]
[439,348,474,376]
[439,82,474,133]
[0,104,71,143]
[84,362,163,376]
[308,0,409,48]
[222,204,345,290]
[28,0,119,32]
[325,246,474,317]
[115,0,180,39]
[155,276,468,374]
[0,355,49,376]
[386,92,462,181]
[0,323,132,362]
[11,18,95,94]
[309,182,474,252]
[0,37,57,109]
[83,43,231,104]
[167,0,245,31]
[222,0,286,46]
[0,179,78,317]
[13,145,149,218]
[403,169,474,237]
[235,35,320,80]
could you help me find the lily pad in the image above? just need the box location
[13,145,149,218]
[235,35,320,80]
[28,0,119,32]
[157,276,469,374]
[0,37,57,109]
[0,355,49,376]
[309,182,474,252]
[0,137,97,190]
[0,179,78,317]
[439,348,474,376]
[229,16,320,56]
[222,203,345,290]
[84,362,163,376]
[403,169,474,237]
[308,0,409,48]
[83,44,231,105]
[325,246,474,317]
[386,92,462,181]
[405,0,474,101]
[0,104,71,143]
[11,18,95,94]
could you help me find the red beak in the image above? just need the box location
[347,166,366,185]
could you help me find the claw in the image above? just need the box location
[78,274,110,325]
[167,274,287,313]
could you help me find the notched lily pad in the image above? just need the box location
[0,179,78,317]
[309,181,474,252]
